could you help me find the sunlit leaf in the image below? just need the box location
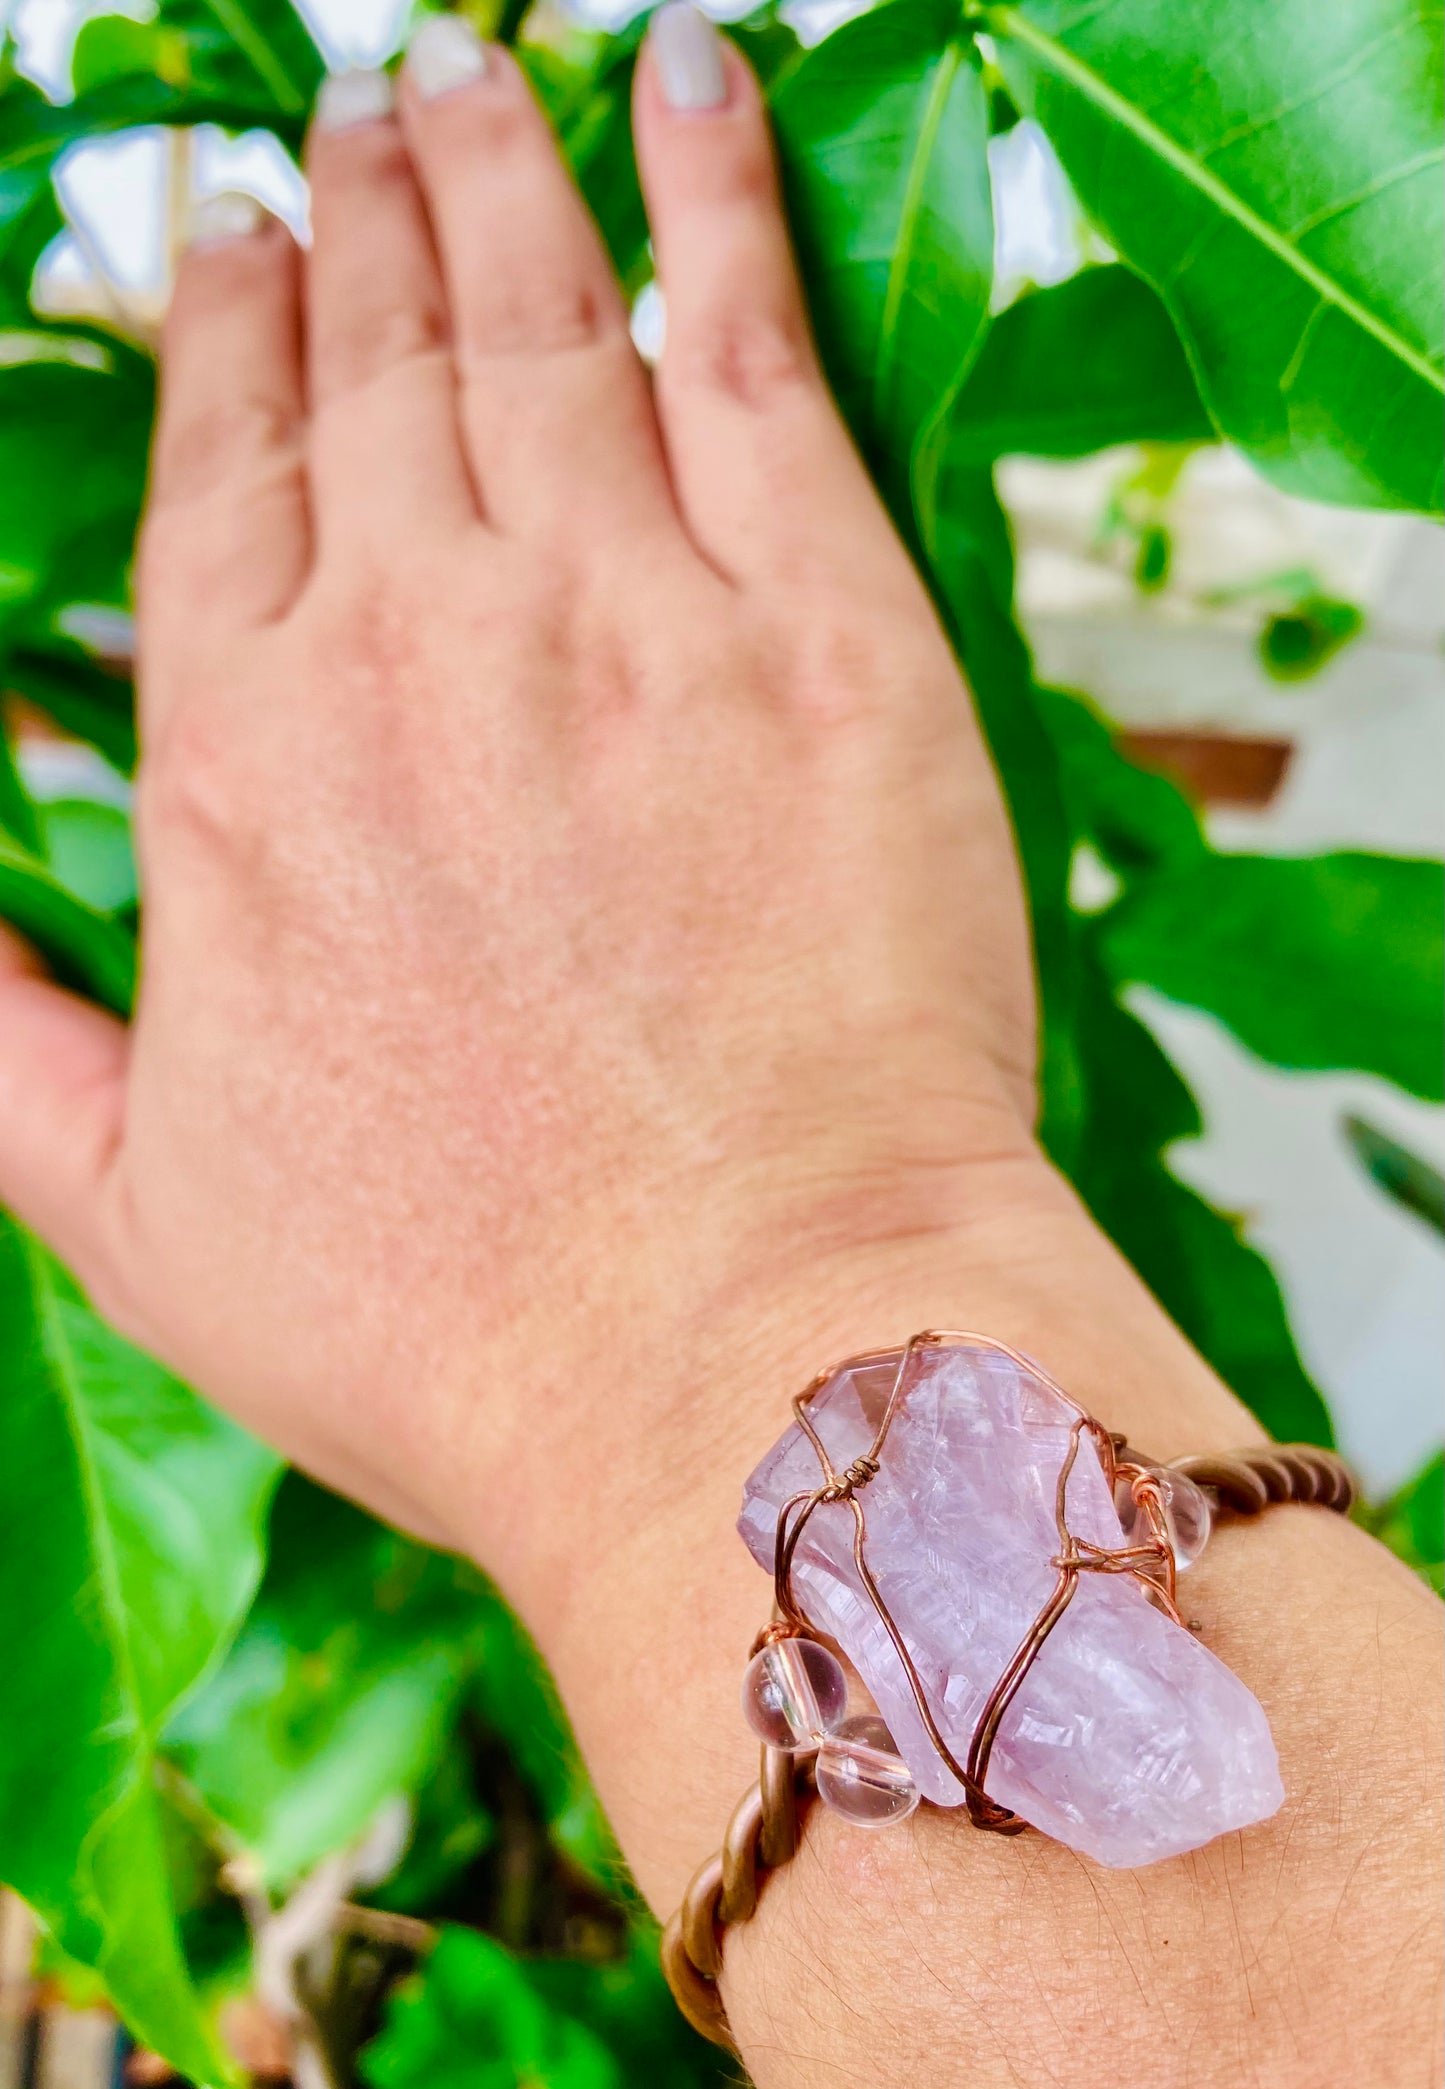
[0,1219,279,2084]
[1101,852,1445,1102]
[948,264,1213,461]
[774,0,994,506]
[988,0,1445,512]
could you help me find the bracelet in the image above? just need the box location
[662,1330,1356,2053]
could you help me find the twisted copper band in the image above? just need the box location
[662,1431,1357,2053]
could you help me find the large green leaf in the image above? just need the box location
[948,264,1213,461]
[165,1478,486,1891]
[987,0,1445,512]
[0,828,136,1009]
[923,462,1088,1165]
[922,466,1332,1443]
[774,0,994,503]
[1065,947,1334,1444]
[0,1218,279,2082]
[1101,852,1445,1101]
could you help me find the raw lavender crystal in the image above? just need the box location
[738,1342,1283,1868]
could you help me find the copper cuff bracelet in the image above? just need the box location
[661,1330,1357,2054]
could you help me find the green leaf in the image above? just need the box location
[0,1218,279,2083]
[923,462,1088,1166]
[987,0,1445,512]
[1343,1114,1445,1236]
[557,37,649,294]
[36,795,137,912]
[774,0,994,504]
[1066,953,1334,1444]
[0,358,152,630]
[0,66,65,288]
[948,264,1214,461]
[1259,592,1364,681]
[1100,852,1445,1101]
[528,1928,734,2087]
[361,1927,621,2089]
[0,721,41,851]
[73,0,324,122]
[468,1601,617,1891]
[921,465,1332,1443]
[0,827,136,1009]
[165,1477,487,1891]
[1036,684,1207,876]
[2,643,136,774]
[1360,1449,1445,1592]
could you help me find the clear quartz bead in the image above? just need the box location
[741,1636,848,1751]
[1114,1466,1213,1570]
[816,1714,920,1828]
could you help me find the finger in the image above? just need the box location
[305,71,477,549]
[398,24,675,541]
[0,925,130,1302]
[634,11,895,588]
[142,195,309,684]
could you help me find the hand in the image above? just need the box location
[3,23,1439,2085]
[0,23,1039,1554]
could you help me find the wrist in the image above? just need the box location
[464,1135,1275,1906]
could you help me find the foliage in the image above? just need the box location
[1359,1452,1445,1595]
[0,0,1440,2081]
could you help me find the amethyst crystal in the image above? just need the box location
[739,1342,1283,1868]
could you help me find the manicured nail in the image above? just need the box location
[314,68,395,131]
[649,2,728,112]
[408,14,489,99]
[187,191,266,249]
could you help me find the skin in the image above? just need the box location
[0,29,1439,2088]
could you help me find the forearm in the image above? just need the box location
[489,1153,1444,2088]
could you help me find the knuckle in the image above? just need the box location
[666,306,813,411]
[461,276,619,360]
[152,392,301,506]
[314,299,449,398]
[782,615,927,727]
[139,701,253,857]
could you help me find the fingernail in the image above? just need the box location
[408,15,489,99]
[649,3,728,112]
[187,190,266,249]
[314,67,395,131]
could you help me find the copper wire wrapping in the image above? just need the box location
[771,1330,1190,1829]
[662,1331,1359,2055]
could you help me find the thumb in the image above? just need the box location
[0,923,130,1298]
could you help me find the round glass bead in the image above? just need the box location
[816,1715,920,1828]
[741,1636,848,1751]
[1114,1466,1213,1571]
